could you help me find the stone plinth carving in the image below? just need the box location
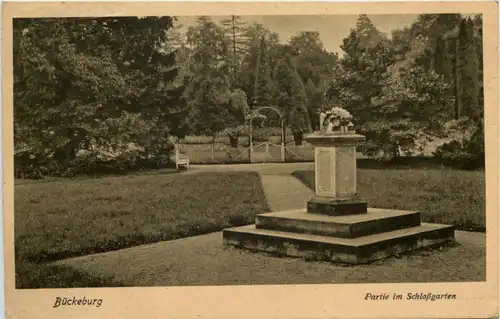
[305,112,367,216]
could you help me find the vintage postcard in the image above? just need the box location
[2,1,498,318]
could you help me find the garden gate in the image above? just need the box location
[234,106,287,163]
[251,141,285,163]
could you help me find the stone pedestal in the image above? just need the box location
[305,133,367,215]
[222,129,456,264]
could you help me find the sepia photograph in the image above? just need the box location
[2,1,498,319]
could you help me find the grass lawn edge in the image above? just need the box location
[291,169,486,233]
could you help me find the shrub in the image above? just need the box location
[15,145,176,179]
[433,128,484,170]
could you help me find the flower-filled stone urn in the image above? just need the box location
[319,107,354,134]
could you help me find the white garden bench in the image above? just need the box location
[175,147,190,170]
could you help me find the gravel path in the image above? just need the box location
[55,230,485,286]
[187,163,315,211]
[259,175,314,211]
[187,162,314,175]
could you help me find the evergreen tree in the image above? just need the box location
[220,15,249,86]
[288,73,311,145]
[185,18,252,150]
[186,16,229,74]
[434,36,453,81]
[429,15,484,169]
[240,23,278,107]
[272,58,310,144]
[457,18,481,121]
[304,79,324,131]
[222,89,251,147]
[325,15,394,127]
[289,31,325,55]
[273,59,294,118]
[185,68,233,156]
[163,17,185,53]
[252,36,274,106]
[473,15,484,111]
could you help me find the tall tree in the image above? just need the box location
[436,14,467,120]
[288,74,311,145]
[222,88,251,147]
[304,79,324,131]
[14,17,184,175]
[273,58,310,144]
[293,50,338,86]
[220,15,249,86]
[251,36,274,106]
[163,17,185,53]
[473,15,484,111]
[240,23,278,107]
[186,16,229,74]
[273,59,294,120]
[184,68,233,157]
[434,35,453,81]
[288,31,325,55]
[370,65,452,158]
[457,18,481,121]
[325,15,394,128]
[287,30,338,129]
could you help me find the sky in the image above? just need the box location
[175,15,419,54]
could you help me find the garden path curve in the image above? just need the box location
[187,163,315,211]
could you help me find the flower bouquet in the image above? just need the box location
[320,107,354,134]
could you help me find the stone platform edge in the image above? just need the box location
[223,223,456,264]
[255,208,422,238]
[307,196,368,216]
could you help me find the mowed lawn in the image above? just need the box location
[15,171,269,288]
[293,168,485,232]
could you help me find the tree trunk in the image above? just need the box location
[304,107,313,132]
[231,16,238,82]
[453,38,461,119]
[228,133,239,148]
[211,135,216,161]
[393,144,401,169]
[292,130,303,146]
[283,119,288,146]
[253,38,262,105]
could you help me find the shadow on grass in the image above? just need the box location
[15,168,180,186]
[21,216,260,264]
[16,212,263,288]
[16,213,264,288]
[16,260,125,289]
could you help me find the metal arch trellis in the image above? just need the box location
[247,106,285,163]
[244,37,286,163]
[237,39,288,163]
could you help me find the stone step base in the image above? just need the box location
[307,196,368,216]
[223,223,455,264]
[255,208,421,238]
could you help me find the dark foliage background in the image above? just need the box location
[14,14,484,178]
